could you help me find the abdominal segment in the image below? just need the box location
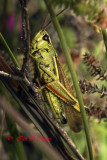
[43,88,67,124]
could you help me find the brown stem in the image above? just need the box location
[19,0,30,76]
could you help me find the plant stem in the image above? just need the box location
[19,0,30,74]
[0,33,19,68]
[44,1,94,160]
[101,28,107,55]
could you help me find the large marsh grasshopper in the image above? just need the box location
[30,29,82,132]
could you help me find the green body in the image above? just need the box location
[30,30,82,132]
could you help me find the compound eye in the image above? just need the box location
[43,34,49,43]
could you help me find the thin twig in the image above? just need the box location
[56,124,85,160]
[19,0,30,75]
[0,70,31,87]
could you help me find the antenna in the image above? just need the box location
[43,8,66,30]
[41,14,48,30]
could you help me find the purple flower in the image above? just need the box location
[6,15,16,33]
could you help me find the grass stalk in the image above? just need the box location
[44,1,94,160]
[0,32,19,68]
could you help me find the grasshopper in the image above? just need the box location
[30,30,82,132]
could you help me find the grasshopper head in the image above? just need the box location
[30,30,57,60]
[30,30,54,60]
[31,30,53,51]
